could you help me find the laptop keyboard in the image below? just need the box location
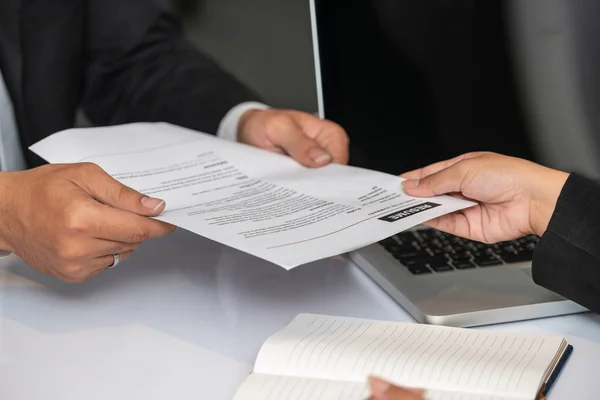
[378,230,539,275]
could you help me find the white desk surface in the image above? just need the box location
[0,229,598,399]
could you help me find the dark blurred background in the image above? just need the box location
[174,0,318,112]
[170,0,600,178]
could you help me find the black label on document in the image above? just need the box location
[378,202,441,222]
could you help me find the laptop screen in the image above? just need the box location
[311,0,537,175]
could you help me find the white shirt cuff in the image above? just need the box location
[217,102,270,142]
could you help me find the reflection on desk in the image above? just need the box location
[0,229,598,399]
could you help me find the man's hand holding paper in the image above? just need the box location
[30,123,475,271]
[237,108,349,166]
[0,163,175,282]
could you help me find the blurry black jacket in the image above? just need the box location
[535,174,600,315]
[0,0,259,167]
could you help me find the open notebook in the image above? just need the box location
[233,314,572,400]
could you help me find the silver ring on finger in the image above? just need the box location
[108,253,120,269]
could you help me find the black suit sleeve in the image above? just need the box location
[532,173,600,314]
[81,0,260,135]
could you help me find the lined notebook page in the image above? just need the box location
[254,314,565,398]
[232,375,518,400]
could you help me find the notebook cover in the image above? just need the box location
[542,344,573,396]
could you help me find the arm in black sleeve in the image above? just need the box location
[81,0,261,135]
[533,173,600,313]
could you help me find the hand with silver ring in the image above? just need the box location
[0,163,176,283]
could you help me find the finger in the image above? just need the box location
[87,202,176,243]
[400,152,484,180]
[77,250,135,281]
[89,239,141,258]
[402,159,474,197]
[84,268,110,281]
[83,251,135,281]
[423,209,480,242]
[267,147,286,155]
[292,112,350,164]
[94,250,134,271]
[446,192,473,202]
[54,250,135,283]
[368,377,424,400]
[314,125,350,165]
[381,387,425,400]
[73,163,167,216]
[267,115,333,167]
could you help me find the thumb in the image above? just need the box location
[75,163,166,216]
[269,115,333,167]
[402,160,472,198]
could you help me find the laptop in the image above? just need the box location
[309,0,587,327]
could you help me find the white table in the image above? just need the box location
[0,229,598,399]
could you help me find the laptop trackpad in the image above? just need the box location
[413,267,561,315]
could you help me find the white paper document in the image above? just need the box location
[30,123,475,268]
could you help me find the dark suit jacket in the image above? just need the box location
[534,174,600,314]
[0,0,259,167]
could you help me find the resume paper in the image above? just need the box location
[30,123,475,268]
